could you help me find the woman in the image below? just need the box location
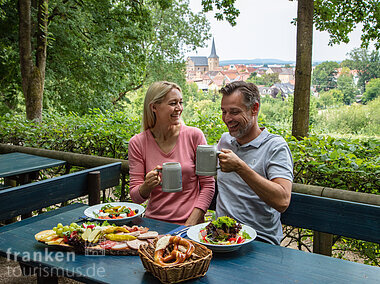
[128,81,215,226]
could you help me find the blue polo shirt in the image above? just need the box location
[216,128,293,245]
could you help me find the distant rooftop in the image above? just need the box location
[189,56,208,66]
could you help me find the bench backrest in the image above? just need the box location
[281,192,380,244]
[0,162,121,220]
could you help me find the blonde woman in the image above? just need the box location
[128,81,215,226]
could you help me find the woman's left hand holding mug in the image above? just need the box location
[139,165,162,198]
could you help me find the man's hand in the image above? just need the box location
[185,208,205,226]
[218,149,244,173]
[218,149,291,213]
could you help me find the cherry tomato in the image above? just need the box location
[237,236,244,244]
[228,237,237,243]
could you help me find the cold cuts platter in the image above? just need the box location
[35,221,159,255]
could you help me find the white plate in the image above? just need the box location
[187,222,257,252]
[84,202,145,224]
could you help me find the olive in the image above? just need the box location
[135,209,139,214]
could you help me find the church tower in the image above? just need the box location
[208,38,219,71]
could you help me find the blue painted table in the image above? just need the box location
[0,152,66,180]
[0,203,378,283]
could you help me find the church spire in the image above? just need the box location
[209,38,218,58]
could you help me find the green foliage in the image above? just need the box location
[201,0,240,26]
[347,48,380,92]
[316,89,344,109]
[313,97,380,136]
[312,61,340,92]
[314,0,380,49]
[247,73,280,87]
[260,96,293,128]
[333,237,380,266]
[144,0,210,86]
[362,78,380,103]
[0,110,140,159]
[288,134,379,194]
[337,74,358,105]
[0,0,211,116]
[2,102,378,196]
[182,88,222,123]
[0,0,22,114]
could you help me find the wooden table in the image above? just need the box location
[0,152,66,186]
[0,203,378,283]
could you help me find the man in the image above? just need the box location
[216,81,293,245]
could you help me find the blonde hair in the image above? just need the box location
[142,81,182,130]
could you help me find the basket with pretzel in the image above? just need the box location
[138,235,212,284]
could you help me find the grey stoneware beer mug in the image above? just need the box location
[157,162,182,192]
[196,145,221,176]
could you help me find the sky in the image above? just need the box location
[187,0,366,62]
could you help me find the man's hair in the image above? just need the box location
[219,81,260,109]
[142,81,181,130]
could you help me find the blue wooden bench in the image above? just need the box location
[281,192,380,245]
[0,162,121,221]
[0,162,121,283]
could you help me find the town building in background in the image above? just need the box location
[186,38,296,97]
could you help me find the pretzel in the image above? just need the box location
[154,236,195,266]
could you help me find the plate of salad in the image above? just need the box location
[187,216,257,252]
[84,202,145,223]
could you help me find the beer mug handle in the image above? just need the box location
[155,169,163,185]
[216,151,222,170]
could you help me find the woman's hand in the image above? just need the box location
[139,165,162,199]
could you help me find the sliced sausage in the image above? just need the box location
[138,231,158,240]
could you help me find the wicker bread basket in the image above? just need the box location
[138,239,212,284]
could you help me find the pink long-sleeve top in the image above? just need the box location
[128,124,215,224]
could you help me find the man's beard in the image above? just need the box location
[229,119,253,139]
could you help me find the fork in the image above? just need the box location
[173,227,190,237]
[72,215,91,223]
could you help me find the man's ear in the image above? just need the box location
[251,102,259,116]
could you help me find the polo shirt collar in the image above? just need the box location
[231,128,269,149]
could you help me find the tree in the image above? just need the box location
[292,0,314,139]
[347,48,380,92]
[362,78,380,103]
[0,2,21,115]
[1,0,211,116]
[18,0,48,122]
[317,91,332,109]
[314,0,380,49]
[192,1,379,138]
[291,0,379,138]
[140,0,210,95]
[312,61,339,92]
[201,0,240,25]
[337,73,357,105]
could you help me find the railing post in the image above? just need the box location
[120,173,126,201]
[313,231,333,256]
[88,171,101,206]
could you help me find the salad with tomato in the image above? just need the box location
[199,216,251,245]
[93,204,138,219]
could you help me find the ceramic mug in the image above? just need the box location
[195,145,221,176]
[157,162,182,192]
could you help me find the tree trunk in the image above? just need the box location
[19,0,33,98]
[292,0,314,139]
[18,0,48,122]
